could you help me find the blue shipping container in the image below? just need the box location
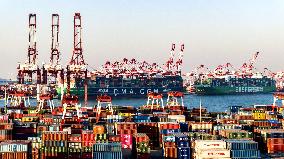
[179,122,189,132]
[177,147,190,159]
[226,140,258,150]
[231,150,260,158]
[93,151,122,159]
[161,129,181,135]
[177,141,189,148]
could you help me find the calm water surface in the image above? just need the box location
[0,94,278,112]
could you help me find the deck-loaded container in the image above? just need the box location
[93,143,123,159]
[41,131,68,158]
[133,133,151,159]
[225,140,260,158]
[192,140,230,159]
[0,140,31,159]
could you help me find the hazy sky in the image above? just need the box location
[0,0,284,79]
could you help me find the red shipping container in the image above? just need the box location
[121,134,132,149]
[109,135,121,142]
[133,133,149,143]
[267,138,284,145]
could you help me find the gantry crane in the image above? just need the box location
[240,52,259,76]
[145,92,164,110]
[95,95,114,123]
[39,14,64,112]
[17,14,40,102]
[175,44,184,75]
[166,91,184,107]
[63,13,87,114]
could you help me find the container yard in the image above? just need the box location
[1,89,284,158]
[0,2,284,158]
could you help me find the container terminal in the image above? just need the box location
[0,13,284,159]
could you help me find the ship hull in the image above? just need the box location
[195,85,276,95]
[57,87,183,98]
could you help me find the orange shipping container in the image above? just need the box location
[164,147,177,158]
[0,152,27,159]
[93,125,105,134]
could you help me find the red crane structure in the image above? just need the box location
[166,91,184,106]
[64,13,88,111]
[39,14,64,112]
[144,92,164,110]
[95,95,114,123]
[165,44,175,73]
[66,13,87,93]
[17,14,41,85]
[214,63,239,77]
[42,14,64,85]
[15,14,40,105]
[240,52,259,76]
[175,44,184,75]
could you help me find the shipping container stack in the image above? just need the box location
[68,133,82,158]
[189,122,213,134]
[152,112,170,122]
[174,133,190,159]
[93,142,123,159]
[257,129,284,158]
[81,130,94,159]
[133,115,152,123]
[94,125,108,144]
[28,137,42,159]
[225,140,261,159]
[13,121,37,140]
[116,122,137,145]
[192,140,230,159]
[0,140,31,159]
[115,122,136,157]
[106,115,124,123]
[213,124,242,136]
[162,134,177,159]
[166,106,185,115]
[190,108,211,122]
[220,129,253,140]
[160,125,188,159]
[137,122,159,149]
[96,133,108,143]
[158,122,180,148]
[0,115,12,141]
[9,109,23,120]
[168,115,186,123]
[133,133,151,159]
[184,132,220,141]
[41,131,68,159]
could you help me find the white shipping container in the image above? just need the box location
[194,140,226,150]
[69,142,81,149]
[7,109,22,114]
[107,115,123,119]
[195,149,230,158]
[63,127,72,134]
[192,123,213,130]
[168,115,186,122]
[0,143,28,152]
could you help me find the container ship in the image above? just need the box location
[185,52,279,95]
[56,43,185,98]
[194,75,276,95]
[62,74,183,98]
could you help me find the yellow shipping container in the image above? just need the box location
[253,112,266,120]
[118,113,131,117]
[22,117,38,122]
